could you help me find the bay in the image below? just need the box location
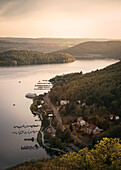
[0,59,118,169]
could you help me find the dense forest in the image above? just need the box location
[59,41,121,59]
[10,138,121,169]
[0,50,75,66]
[49,61,121,138]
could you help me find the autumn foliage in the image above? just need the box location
[12,138,121,170]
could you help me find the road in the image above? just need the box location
[44,93,66,132]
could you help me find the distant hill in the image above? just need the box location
[0,50,75,66]
[0,37,109,53]
[59,41,121,59]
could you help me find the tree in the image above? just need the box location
[62,129,73,142]
[69,124,73,131]
[91,138,121,168]
[111,100,119,113]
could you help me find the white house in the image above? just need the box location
[77,100,81,104]
[41,100,44,104]
[109,114,114,120]
[48,114,53,117]
[93,127,103,135]
[37,105,42,109]
[60,100,70,105]
[80,120,86,127]
[82,103,86,107]
[115,115,120,120]
[77,117,86,127]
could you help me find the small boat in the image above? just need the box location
[13,104,16,106]
[25,93,37,99]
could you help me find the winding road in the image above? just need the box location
[44,93,66,132]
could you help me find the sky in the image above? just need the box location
[0,0,121,38]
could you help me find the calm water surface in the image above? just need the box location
[0,59,119,169]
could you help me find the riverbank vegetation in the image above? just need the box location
[30,94,75,151]
[9,138,121,170]
[0,50,75,66]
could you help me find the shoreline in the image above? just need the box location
[30,96,66,155]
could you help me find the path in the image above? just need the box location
[44,93,66,132]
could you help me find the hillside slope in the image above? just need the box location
[0,50,75,66]
[49,61,121,141]
[59,41,121,59]
[50,61,121,118]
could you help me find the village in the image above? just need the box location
[30,94,120,153]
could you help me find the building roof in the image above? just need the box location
[110,114,114,117]
[48,114,53,117]
[47,126,56,134]
[77,117,83,122]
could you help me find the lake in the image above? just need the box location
[0,59,119,169]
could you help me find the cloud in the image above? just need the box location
[0,0,121,38]
[0,0,121,19]
[0,0,43,18]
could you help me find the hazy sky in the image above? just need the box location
[0,0,121,38]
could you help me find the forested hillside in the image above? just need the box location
[49,61,121,138]
[0,50,75,66]
[59,41,121,59]
[50,61,121,112]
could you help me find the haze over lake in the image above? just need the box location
[0,59,118,169]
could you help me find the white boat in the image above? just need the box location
[25,93,37,98]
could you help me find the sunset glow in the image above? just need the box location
[0,0,121,38]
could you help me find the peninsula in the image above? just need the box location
[0,50,75,66]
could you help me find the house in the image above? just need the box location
[77,117,83,122]
[93,127,103,135]
[115,115,120,120]
[77,117,86,127]
[48,114,53,117]
[41,100,44,104]
[37,105,42,109]
[77,100,81,104]
[60,100,69,105]
[85,124,96,134]
[47,126,56,137]
[82,103,86,107]
[109,114,114,120]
